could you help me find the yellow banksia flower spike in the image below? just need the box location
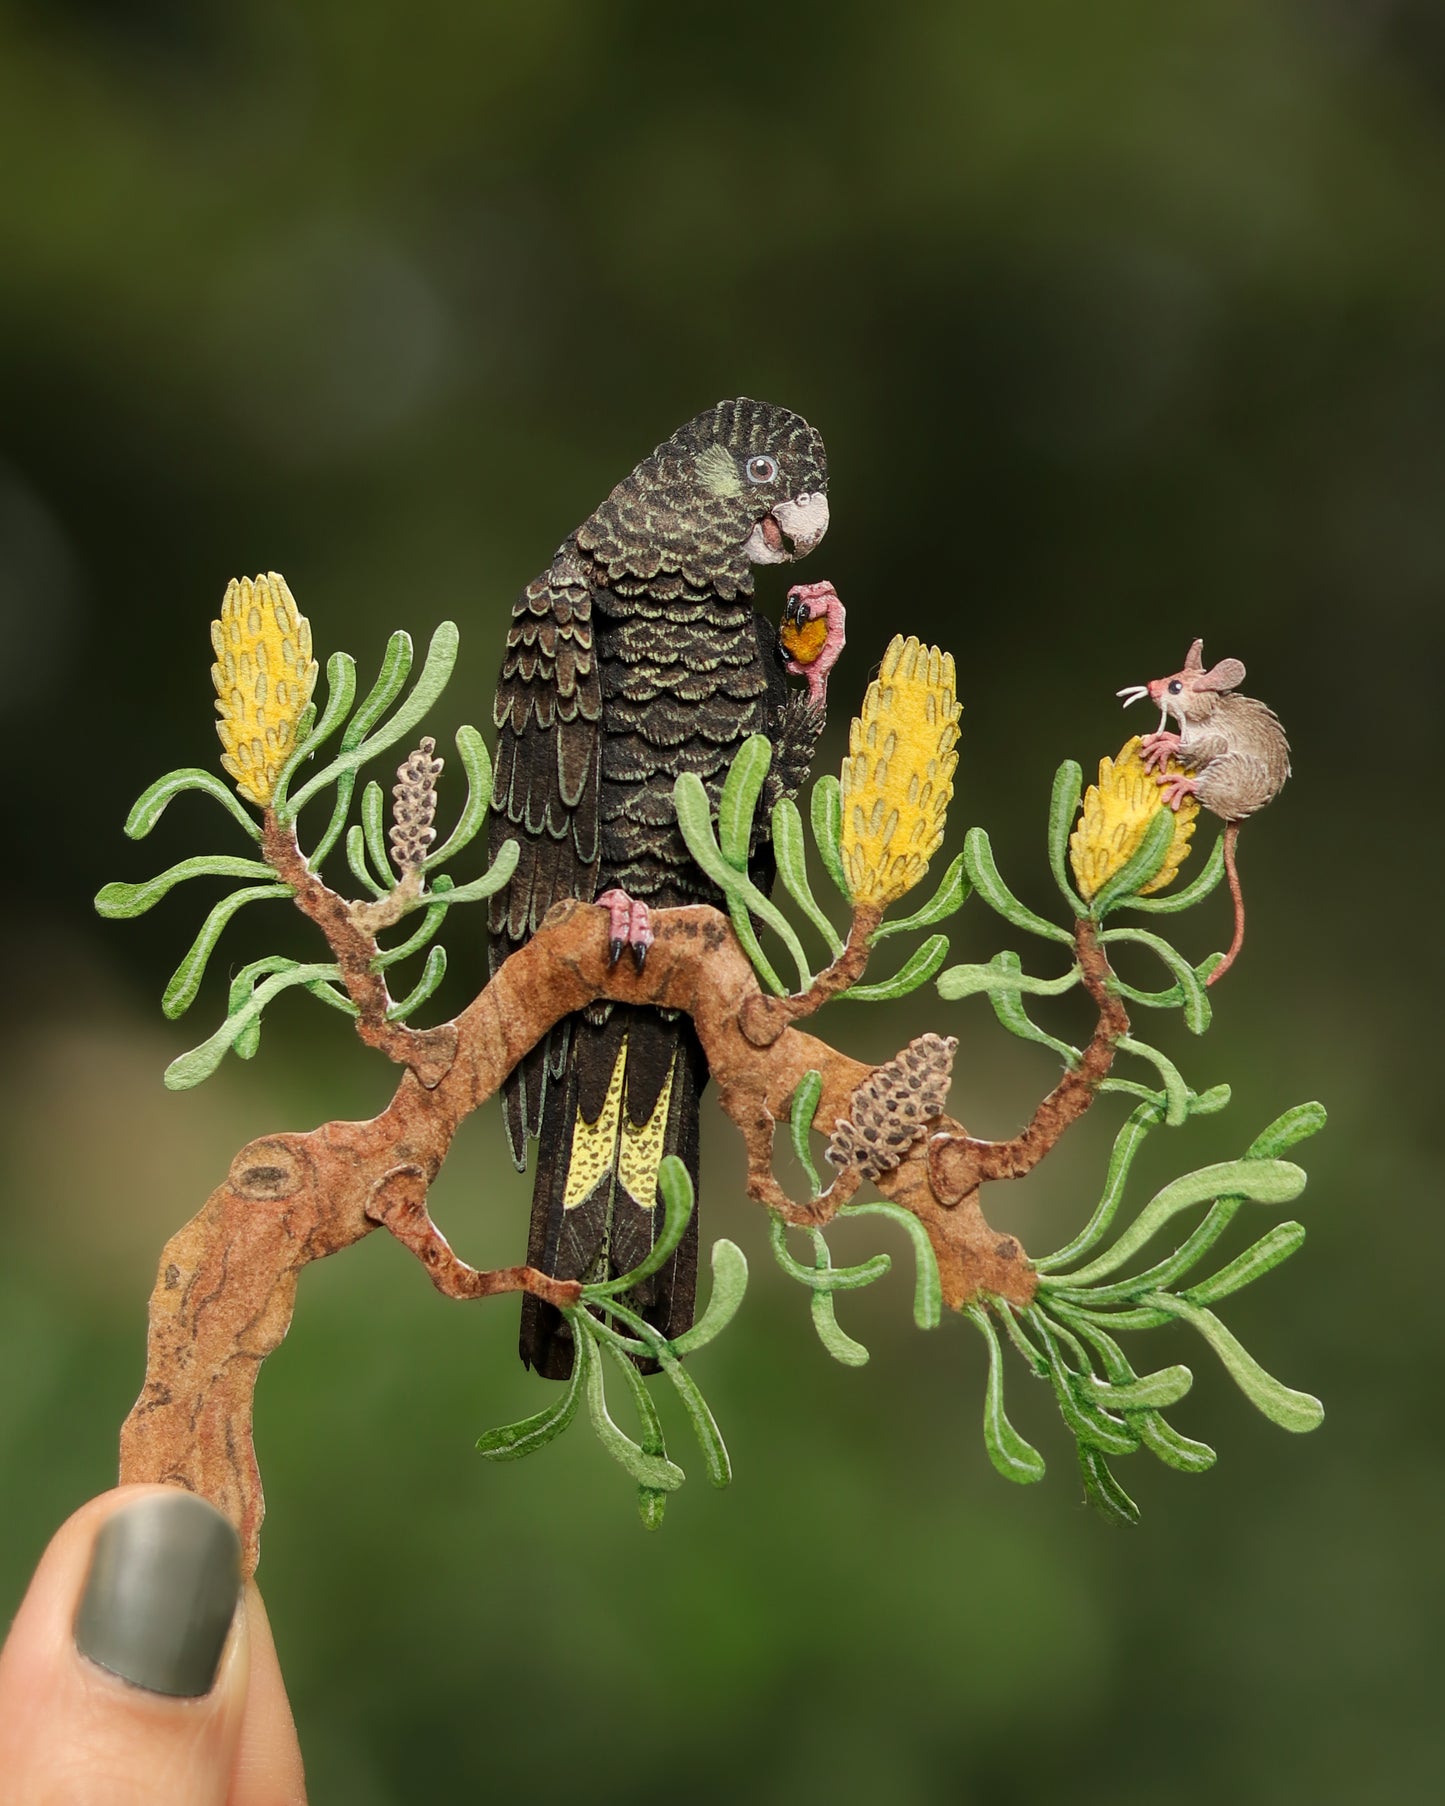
[1070,736,1198,900]
[839,634,962,908]
[210,572,319,807]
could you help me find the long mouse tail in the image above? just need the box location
[1207,822,1245,988]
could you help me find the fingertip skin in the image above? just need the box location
[0,1486,257,1806]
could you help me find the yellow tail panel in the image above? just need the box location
[562,1040,626,1210]
[618,1054,676,1205]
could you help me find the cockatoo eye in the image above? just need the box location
[745,455,778,484]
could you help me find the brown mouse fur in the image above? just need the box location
[1117,639,1289,985]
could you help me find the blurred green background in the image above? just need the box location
[3,1,1442,1799]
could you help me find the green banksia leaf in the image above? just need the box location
[768,1215,891,1292]
[1186,1222,1306,1307]
[1124,831,1226,914]
[285,621,458,819]
[1087,797,1179,916]
[425,725,492,870]
[936,958,1079,1005]
[163,961,344,1089]
[1137,1414,1217,1474]
[1144,1294,1324,1433]
[872,851,971,940]
[346,825,387,897]
[787,1069,825,1196]
[810,772,849,898]
[1046,1364,1139,1457]
[967,1306,1047,1485]
[674,768,809,994]
[124,768,263,843]
[343,631,413,750]
[811,1288,871,1366]
[1080,1365,1193,1412]
[419,837,519,907]
[587,1155,696,1297]
[802,1229,872,1366]
[839,932,950,1002]
[771,797,845,957]
[578,1327,686,1491]
[161,883,293,1019]
[373,879,453,970]
[717,733,773,871]
[599,1343,671,1528]
[838,1201,942,1330]
[1102,926,1211,1034]
[1247,1102,1328,1160]
[96,855,275,919]
[1078,1445,1141,1526]
[476,1344,587,1461]
[304,635,413,865]
[1034,1101,1165,1273]
[1117,1033,1192,1125]
[984,951,1080,1064]
[963,828,1073,943]
[1060,1157,1307,1289]
[1047,759,1086,912]
[271,650,357,815]
[658,1353,732,1488]
[361,778,389,878]
[667,1240,749,1358]
[386,944,447,1020]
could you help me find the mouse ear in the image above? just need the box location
[1183,639,1205,672]
[1202,657,1246,692]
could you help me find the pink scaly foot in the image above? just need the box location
[1155,772,1199,811]
[595,888,654,971]
[780,580,847,707]
[1139,731,1182,775]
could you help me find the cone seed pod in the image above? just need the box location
[390,737,444,872]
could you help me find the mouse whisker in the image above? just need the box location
[1116,685,1149,706]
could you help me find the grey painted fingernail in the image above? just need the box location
[74,1493,241,1697]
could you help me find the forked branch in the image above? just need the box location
[118,885,1129,1574]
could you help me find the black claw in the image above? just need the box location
[609,938,625,967]
[632,941,649,973]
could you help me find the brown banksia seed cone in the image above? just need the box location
[390,736,444,873]
[826,1032,958,1180]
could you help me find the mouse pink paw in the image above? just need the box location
[1139,731,1181,774]
[1155,772,1199,811]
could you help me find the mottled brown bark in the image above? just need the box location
[927,918,1128,1199]
[260,813,456,1085]
[119,886,1126,1575]
[739,902,885,1046]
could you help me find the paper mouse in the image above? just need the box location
[1117,639,1290,986]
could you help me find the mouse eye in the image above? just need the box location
[745,454,778,484]
[1168,680,1183,695]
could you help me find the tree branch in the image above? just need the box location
[118,899,1125,1574]
[927,917,1128,1197]
[260,810,456,1086]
